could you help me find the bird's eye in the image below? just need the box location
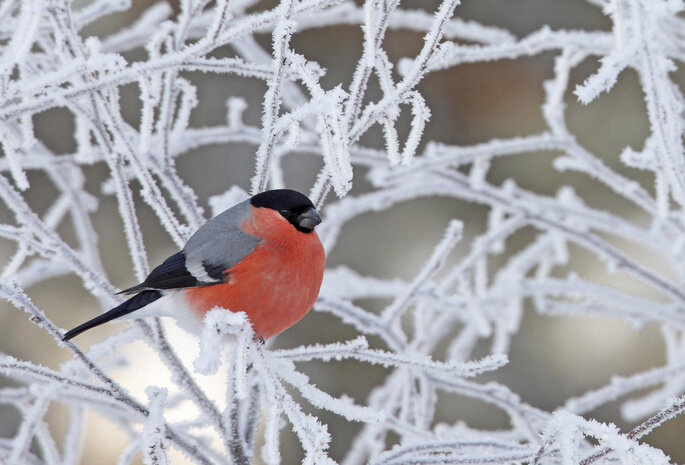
[279,209,289,217]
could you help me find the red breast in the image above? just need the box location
[183,206,325,339]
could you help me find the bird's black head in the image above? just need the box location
[250,189,322,233]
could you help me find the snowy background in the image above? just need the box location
[1,0,685,464]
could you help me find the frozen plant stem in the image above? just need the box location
[0,0,684,464]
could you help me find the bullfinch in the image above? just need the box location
[63,189,325,341]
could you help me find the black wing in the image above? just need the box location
[64,252,229,341]
[118,251,220,294]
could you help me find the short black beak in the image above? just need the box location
[297,207,321,231]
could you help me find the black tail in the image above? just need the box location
[62,290,162,341]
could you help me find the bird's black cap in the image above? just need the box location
[250,189,315,211]
[251,189,320,233]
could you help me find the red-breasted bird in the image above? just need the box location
[62,189,325,341]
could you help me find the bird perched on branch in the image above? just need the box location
[63,189,325,341]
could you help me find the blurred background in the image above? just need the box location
[1,0,683,463]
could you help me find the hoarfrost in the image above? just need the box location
[0,0,684,463]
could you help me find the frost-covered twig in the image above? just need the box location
[1,0,685,463]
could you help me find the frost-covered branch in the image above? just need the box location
[1,0,685,463]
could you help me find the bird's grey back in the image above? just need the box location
[184,199,261,276]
